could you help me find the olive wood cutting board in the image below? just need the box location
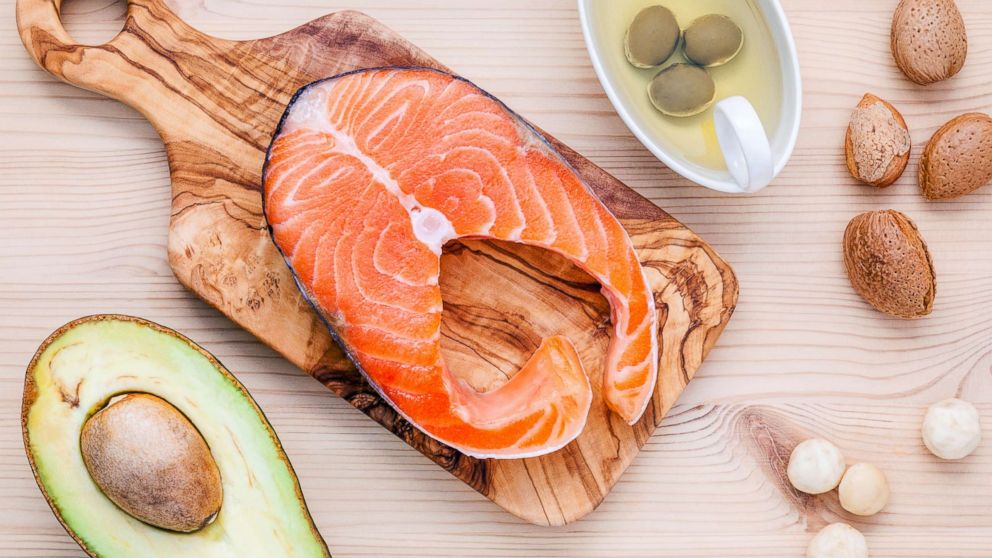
[17,0,738,526]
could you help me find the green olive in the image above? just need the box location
[647,64,716,117]
[624,6,682,69]
[683,14,744,67]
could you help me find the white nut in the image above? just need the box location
[787,438,846,494]
[806,523,869,558]
[839,462,889,516]
[922,398,982,460]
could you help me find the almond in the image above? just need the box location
[891,0,967,85]
[843,210,936,319]
[844,94,911,188]
[920,113,992,200]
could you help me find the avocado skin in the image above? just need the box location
[23,314,331,558]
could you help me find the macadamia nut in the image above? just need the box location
[806,523,868,558]
[839,463,889,516]
[787,438,846,494]
[922,398,982,460]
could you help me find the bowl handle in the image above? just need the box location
[714,96,775,193]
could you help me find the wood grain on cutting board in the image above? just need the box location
[16,0,737,526]
[1,0,991,556]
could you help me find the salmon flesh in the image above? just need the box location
[263,67,658,458]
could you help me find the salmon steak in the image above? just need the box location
[263,67,658,459]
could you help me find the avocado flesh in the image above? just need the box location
[23,315,330,558]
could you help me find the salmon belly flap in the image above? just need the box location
[263,67,658,458]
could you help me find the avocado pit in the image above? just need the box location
[80,393,223,533]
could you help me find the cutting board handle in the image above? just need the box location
[16,0,205,112]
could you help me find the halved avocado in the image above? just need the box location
[22,315,331,557]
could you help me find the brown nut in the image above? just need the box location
[683,14,744,68]
[891,0,967,85]
[843,210,936,319]
[647,63,715,117]
[845,93,911,188]
[920,113,992,200]
[624,5,682,69]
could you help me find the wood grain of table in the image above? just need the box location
[1,0,990,556]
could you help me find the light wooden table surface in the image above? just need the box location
[2,0,990,556]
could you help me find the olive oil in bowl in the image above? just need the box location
[584,0,785,173]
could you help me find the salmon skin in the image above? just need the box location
[263,67,658,458]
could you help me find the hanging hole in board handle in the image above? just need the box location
[713,96,774,194]
[17,0,124,84]
[15,0,172,100]
[61,0,127,46]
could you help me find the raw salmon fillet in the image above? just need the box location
[263,68,658,458]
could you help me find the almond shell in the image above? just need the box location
[843,210,936,319]
[844,93,911,188]
[920,113,992,200]
[891,0,967,85]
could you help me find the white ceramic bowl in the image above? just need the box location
[578,0,802,193]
